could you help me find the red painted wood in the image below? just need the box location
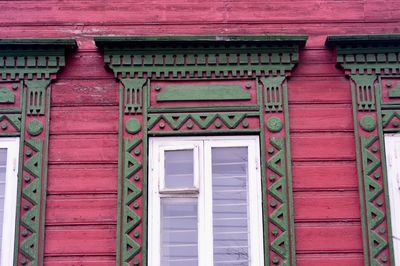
[292,162,358,191]
[290,104,353,132]
[49,135,118,163]
[297,254,364,266]
[50,106,118,134]
[47,164,118,194]
[44,226,115,255]
[288,77,352,104]
[51,79,118,106]
[291,133,356,161]
[0,1,367,25]
[44,256,115,266]
[46,195,117,225]
[295,223,363,252]
[59,52,113,78]
[293,191,361,222]
[3,0,397,263]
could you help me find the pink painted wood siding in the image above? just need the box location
[2,0,398,264]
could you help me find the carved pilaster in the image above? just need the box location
[117,78,147,265]
[260,76,295,266]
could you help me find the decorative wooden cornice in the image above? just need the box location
[326,34,400,75]
[0,38,76,80]
[0,38,76,266]
[327,34,398,266]
[95,35,307,79]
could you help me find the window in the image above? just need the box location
[384,135,400,265]
[149,136,263,266]
[0,137,19,266]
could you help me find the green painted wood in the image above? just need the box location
[328,35,398,266]
[94,35,307,47]
[326,34,400,47]
[156,84,251,102]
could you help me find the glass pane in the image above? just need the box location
[0,148,7,256]
[212,147,250,266]
[160,198,198,266]
[164,149,194,189]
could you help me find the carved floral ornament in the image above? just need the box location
[0,38,76,266]
[326,34,400,266]
[95,35,307,266]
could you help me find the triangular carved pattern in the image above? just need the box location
[360,136,388,263]
[267,137,290,264]
[20,139,43,265]
[122,138,143,263]
[0,114,21,133]
[147,113,247,130]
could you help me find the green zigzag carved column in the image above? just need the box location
[350,74,392,265]
[117,78,147,266]
[260,76,296,266]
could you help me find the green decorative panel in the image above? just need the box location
[95,35,307,266]
[156,84,251,101]
[327,34,400,266]
[0,39,76,266]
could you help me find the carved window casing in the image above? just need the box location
[327,35,400,266]
[0,39,76,266]
[95,35,307,266]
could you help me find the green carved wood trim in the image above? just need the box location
[117,78,148,266]
[259,76,296,266]
[95,35,307,80]
[327,35,399,266]
[97,35,306,266]
[156,84,251,101]
[94,35,307,46]
[0,39,75,266]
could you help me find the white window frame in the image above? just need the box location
[384,134,400,266]
[148,136,264,266]
[0,137,20,266]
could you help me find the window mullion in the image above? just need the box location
[201,140,214,266]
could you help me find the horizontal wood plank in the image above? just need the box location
[47,164,118,194]
[44,226,116,255]
[49,135,118,163]
[295,223,363,252]
[0,1,365,25]
[294,191,361,222]
[297,254,363,266]
[44,256,115,266]
[288,77,351,104]
[52,79,118,106]
[50,106,118,134]
[291,133,356,161]
[290,104,353,132]
[46,195,117,225]
[292,161,358,191]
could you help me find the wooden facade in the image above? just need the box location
[1,1,400,265]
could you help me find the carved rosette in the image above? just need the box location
[0,39,75,266]
[326,35,400,266]
[95,35,306,266]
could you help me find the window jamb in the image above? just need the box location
[0,137,20,266]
